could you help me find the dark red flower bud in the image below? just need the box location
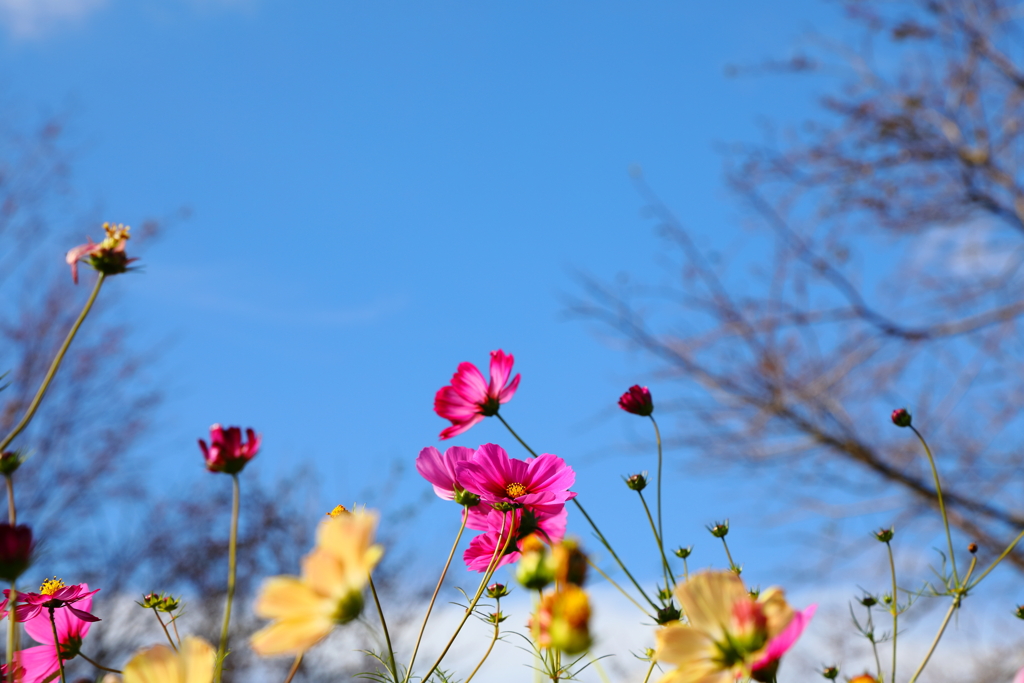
[0,524,33,582]
[618,385,654,416]
[968,543,978,554]
[891,408,912,428]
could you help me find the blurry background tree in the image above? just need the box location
[576,0,1024,576]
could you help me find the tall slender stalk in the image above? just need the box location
[367,573,396,682]
[403,509,468,682]
[214,474,241,683]
[908,557,977,683]
[641,660,657,683]
[649,416,664,568]
[495,413,538,457]
[282,653,303,683]
[969,526,1024,588]
[5,477,14,526]
[636,490,673,593]
[464,600,501,683]
[887,542,898,683]
[909,426,958,586]
[78,651,121,674]
[865,605,882,683]
[152,607,178,651]
[585,557,650,616]
[0,274,105,454]
[47,608,66,683]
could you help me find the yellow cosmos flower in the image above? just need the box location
[122,636,215,683]
[250,508,384,657]
[654,571,794,683]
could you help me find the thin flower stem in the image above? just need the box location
[649,416,664,571]
[48,608,66,683]
[969,526,1024,588]
[495,413,538,457]
[682,558,689,581]
[152,608,178,651]
[572,498,660,611]
[887,542,897,683]
[282,653,303,683]
[866,606,882,683]
[495,414,660,611]
[908,557,977,683]
[5,476,14,525]
[403,509,468,683]
[0,274,105,455]
[585,557,651,617]
[909,426,958,587]
[214,474,241,683]
[641,660,657,683]
[720,538,737,572]
[636,490,673,593]
[170,615,182,646]
[421,511,515,682]
[367,573,396,682]
[6,585,16,678]
[78,651,122,673]
[464,599,500,683]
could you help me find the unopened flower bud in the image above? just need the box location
[158,595,181,612]
[624,472,648,491]
[1015,604,1024,620]
[516,535,555,590]
[655,603,681,624]
[673,546,692,559]
[492,501,517,512]
[821,666,839,680]
[658,587,672,601]
[0,524,32,582]
[858,595,877,607]
[486,583,509,599]
[707,520,729,538]
[552,539,588,587]
[487,611,508,624]
[618,385,654,416]
[874,526,894,543]
[0,451,24,477]
[139,593,163,609]
[891,408,912,428]
[548,586,592,654]
[882,593,893,606]
[453,487,480,507]
[968,543,978,554]
[748,587,761,599]
[333,590,365,624]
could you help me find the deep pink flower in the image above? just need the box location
[415,446,476,501]
[14,588,94,683]
[434,350,520,440]
[199,424,261,474]
[456,444,575,516]
[751,604,816,675]
[0,524,33,582]
[463,507,567,572]
[5,579,100,623]
[65,223,135,284]
[618,385,654,416]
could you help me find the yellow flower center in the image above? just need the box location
[326,505,348,518]
[101,222,131,246]
[505,482,527,498]
[39,577,66,595]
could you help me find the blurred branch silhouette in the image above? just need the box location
[574,0,1024,572]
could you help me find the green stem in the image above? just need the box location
[649,416,664,573]
[214,474,240,683]
[78,651,121,674]
[403,509,468,682]
[421,511,514,682]
[5,477,14,525]
[47,608,66,683]
[908,557,977,683]
[170,615,181,646]
[0,274,105,455]
[720,537,737,572]
[283,653,303,683]
[682,558,689,581]
[637,490,673,593]
[585,556,650,617]
[464,599,501,683]
[368,573,396,682]
[969,526,1024,588]
[641,660,657,683]
[910,426,958,587]
[152,607,177,651]
[887,542,897,683]
[866,605,882,683]
[494,413,660,611]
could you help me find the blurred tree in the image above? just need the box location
[576,0,1024,573]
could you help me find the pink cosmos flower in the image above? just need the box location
[618,385,654,416]
[751,604,817,677]
[434,350,520,440]
[1015,666,1024,683]
[14,588,94,683]
[199,424,261,474]
[463,507,567,572]
[65,223,135,284]
[456,444,576,517]
[415,446,476,501]
[5,579,100,623]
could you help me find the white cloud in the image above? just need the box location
[0,0,106,38]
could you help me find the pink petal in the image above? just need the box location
[498,373,520,404]
[439,414,484,440]
[752,604,816,671]
[450,362,489,404]
[1014,667,1024,683]
[487,350,515,397]
[64,604,99,622]
[13,645,58,683]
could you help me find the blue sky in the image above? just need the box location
[10,2,1020,673]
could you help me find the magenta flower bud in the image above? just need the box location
[0,524,33,582]
[486,583,509,599]
[618,385,654,416]
[891,408,912,428]
[198,424,261,474]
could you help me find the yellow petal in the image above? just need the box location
[654,622,716,668]
[757,587,794,639]
[675,571,747,637]
[180,638,216,683]
[122,637,215,683]
[254,576,326,620]
[250,616,334,657]
[302,549,349,598]
[315,509,384,587]
[655,658,734,683]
